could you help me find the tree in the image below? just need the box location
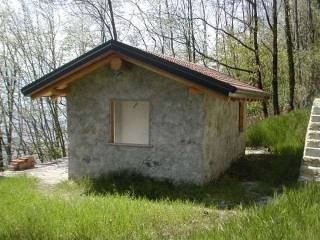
[252,0,269,117]
[284,0,296,111]
[0,128,3,171]
[262,0,280,115]
[107,0,117,40]
[73,0,120,42]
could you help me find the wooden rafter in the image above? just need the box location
[30,50,262,102]
[31,52,116,99]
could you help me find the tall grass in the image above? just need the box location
[245,109,310,186]
[195,182,320,240]
[246,109,310,153]
[0,176,220,240]
[1,177,319,239]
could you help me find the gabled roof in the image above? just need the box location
[21,40,268,100]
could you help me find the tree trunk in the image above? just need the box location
[284,0,295,111]
[165,0,175,56]
[253,0,268,117]
[200,0,208,59]
[107,0,117,41]
[272,0,280,115]
[0,130,3,171]
[188,0,196,62]
[307,0,317,95]
[293,0,302,93]
[307,0,315,44]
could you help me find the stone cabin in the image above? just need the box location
[21,40,268,185]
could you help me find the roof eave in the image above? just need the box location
[228,89,269,101]
[21,40,267,100]
[21,40,236,97]
[21,41,116,96]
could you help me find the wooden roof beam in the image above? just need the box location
[31,53,115,99]
[49,88,69,101]
[110,56,122,70]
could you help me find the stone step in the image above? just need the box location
[305,147,320,158]
[311,115,320,122]
[303,156,320,167]
[312,106,320,115]
[309,122,320,131]
[299,175,320,182]
[300,165,320,178]
[301,164,320,172]
[308,131,320,140]
[306,140,320,148]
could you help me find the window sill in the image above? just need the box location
[107,142,153,148]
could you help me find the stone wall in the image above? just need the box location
[67,64,205,184]
[202,95,246,181]
[67,63,245,184]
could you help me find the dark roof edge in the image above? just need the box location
[21,40,115,96]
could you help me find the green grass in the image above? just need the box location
[0,176,222,239]
[246,109,310,153]
[76,170,274,209]
[0,108,317,239]
[245,109,310,186]
[195,182,320,239]
[1,176,320,239]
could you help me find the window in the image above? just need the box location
[239,102,244,132]
[111,100,150,145]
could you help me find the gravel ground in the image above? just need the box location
[0,158,68,185]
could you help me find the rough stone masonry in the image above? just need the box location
[67,64,245,185]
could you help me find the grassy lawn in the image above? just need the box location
[0,176,223,239]
[0,108,318,240]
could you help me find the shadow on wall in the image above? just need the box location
[79,146,302,209]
